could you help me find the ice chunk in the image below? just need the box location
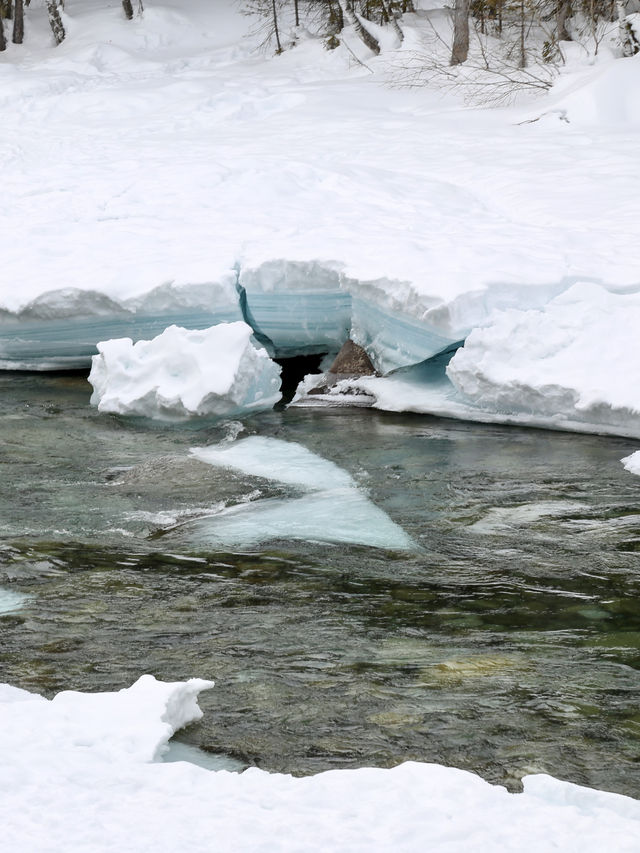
[89,323,281,420]
[0,587,29,615]
[468,501,587,534]
[191,435,355,491]
[182,490,414,550]
[621,451,640,476]
[189,436,413,550]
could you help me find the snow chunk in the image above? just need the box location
[189,436,414,550]
[89,323,281,420]
[621,450,640,476]
[0,675,214,768]
[446,284,640,434]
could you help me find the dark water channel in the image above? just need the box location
[1,373,640,796]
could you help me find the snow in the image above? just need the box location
[446,283,640,433]
[303,284,640,439]
[1,675,639,852]
[188,436,414,550]
[621,450,640,475]
[88,322,282,419]
[1,0,639,421]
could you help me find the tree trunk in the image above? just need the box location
[381,0,404,41]
[122,0,133,20]
[338,0,380,54]
[556,0,571,41]
[271,0,282,52]
[0,14,6,51]
[12,0,23,44]
[294,0,299,27]
[450,0,470,64]
[617,0,639,54]
[518,0,527,67]
[47,0,65,44]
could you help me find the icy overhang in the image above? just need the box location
[0,260,469,374]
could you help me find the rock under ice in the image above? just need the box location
[1,675,639,852]
[298,283,640,440]
[89,322,282,420]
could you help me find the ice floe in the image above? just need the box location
[1,676,639,852]
[88,322,282,420]
[0,587,29,615]
[187,436,414,550]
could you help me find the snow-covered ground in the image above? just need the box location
[1,674,639,853]
[2,5,640,843]
[1,0,640,434]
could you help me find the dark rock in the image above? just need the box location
[328,340,376,377]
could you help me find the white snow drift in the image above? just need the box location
[89,323,282,419]
[1,676,639,853]
[187,436,414,550]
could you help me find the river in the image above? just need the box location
[1,372,639,796]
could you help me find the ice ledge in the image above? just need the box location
[3,260,569,373]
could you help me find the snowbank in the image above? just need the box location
[2,0,640,431]
[446,283,640,434]
[296,282,640,436]
[89,323,282,419]
[188,436,414,550]
[1,676,639,852]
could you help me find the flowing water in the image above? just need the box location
[1,372,640,796]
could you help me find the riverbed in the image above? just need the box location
[1,372,639,796]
